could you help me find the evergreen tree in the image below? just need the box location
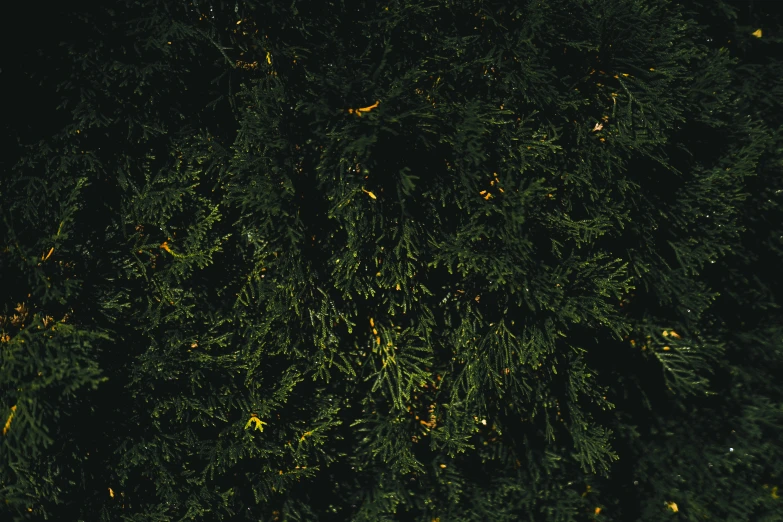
[1,0,781,520]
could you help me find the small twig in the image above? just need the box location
[196,28,236,68]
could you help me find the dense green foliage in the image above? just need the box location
[2,0,782,520]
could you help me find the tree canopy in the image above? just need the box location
[2,1,782,520]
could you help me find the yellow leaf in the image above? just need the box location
[752,29,762,38]
[3,405,16,435]
[358,100,380,113]
[244,414,267,432]
[667,502,678,513]
[362,188,377,199]
[349,100,381,116]
[109,488,114,498]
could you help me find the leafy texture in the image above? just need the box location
[1,0,781,520]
